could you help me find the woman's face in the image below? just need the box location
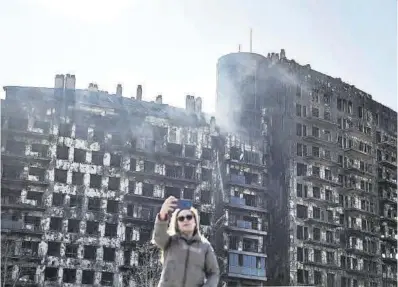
[177,209,196,234]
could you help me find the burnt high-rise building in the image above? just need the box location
[216,50,397,287]
[1,49,396,287]
[0,75,270,287]
[1,78,218,286]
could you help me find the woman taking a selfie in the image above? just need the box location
[152,196,220,287]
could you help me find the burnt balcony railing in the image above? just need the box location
[1,219,43,234]
[303,134,336,147]
[381,251,397,262]
[1,197,45,211]
[379,176,398,188]
[382,271,398,282]
[346,224,379,237]
[304,238,340,248]
[344,147,373,159]
[304,115,337,128]
[229,196,267,212]
[302,174,340,187]
[379,190,397,205]
[379,139,397,151]
[303,258,340,269]
[124,207,159,224]
[228,265,266,278]
[343,206,378,218]
[346,245,379,257]
[380,214,397,224]
[242,244,260,254]
[303,154,338,167]
[379,157,397,170]
[228,220,268,235]
[230,174,246,185]
[236,220,253,229]
[229,155,264,168]
[304,196,339,207]
[304,217,342,228]
[228,174,266,190]
[344,163,374,177]
[230,196,246,206]
[345,267,379,277]
[344,126,372,140]
[228,252,266,279]
[16,248,40,260]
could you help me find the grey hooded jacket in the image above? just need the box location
[152,214,220,287]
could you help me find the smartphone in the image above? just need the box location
[177,199,192,210]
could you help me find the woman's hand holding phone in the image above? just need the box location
[159,196,177,220]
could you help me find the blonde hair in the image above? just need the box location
[157,207,207,264]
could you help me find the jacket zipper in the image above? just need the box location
[181,243,191,287]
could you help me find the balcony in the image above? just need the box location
[134,140,200,164]
[123,208,158,225]
[227,174,266,192]
[340,186,377,198]
[303,135,336,147]
[304,217,342,228]
[303,258,341,270]
[8,248,41,262]
[229,247,267,258]
[227,196,268,213]
[346,246,380,258]
[227,156,265,169]
[379,139,397,152]
[381,252,398,264]
[303,115,337,129]
[303,154,338,167]
[378,177,398,188]
[1,219,43,235]
[344,127,372,141]
[344,164,374,178]
[343,206,378,218]
[228,265,266,280]
[1,197,46,211]
[228,252,266,281]
[304,238,340,249]
[133,167,199,184]
[379,158,397,170]
[304,196,339,208]
[379,191,397,205]
[344,148,373,160]
[2,125,50,139]
[346,225,379,237]
[382,272,398,283]
[345,267,379,278]
[227,220,268,236]
[380,232,397,243]
[124,193,164,204]
[379,215,397,225]
[134,139,166,154]
[302,174,340,187]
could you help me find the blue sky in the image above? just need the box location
[0,0,396,112]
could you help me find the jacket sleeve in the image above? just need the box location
[203,244,220,287]
[152,214,171,249]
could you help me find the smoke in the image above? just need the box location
[215,52,312,136]
[216,53,261,134]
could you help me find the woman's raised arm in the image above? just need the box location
[152,196,177,249]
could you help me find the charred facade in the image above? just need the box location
[1,49,396,287]
[1,78,231,287]
[216,50,397,287]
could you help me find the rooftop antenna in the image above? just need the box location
[250,28,253,53]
